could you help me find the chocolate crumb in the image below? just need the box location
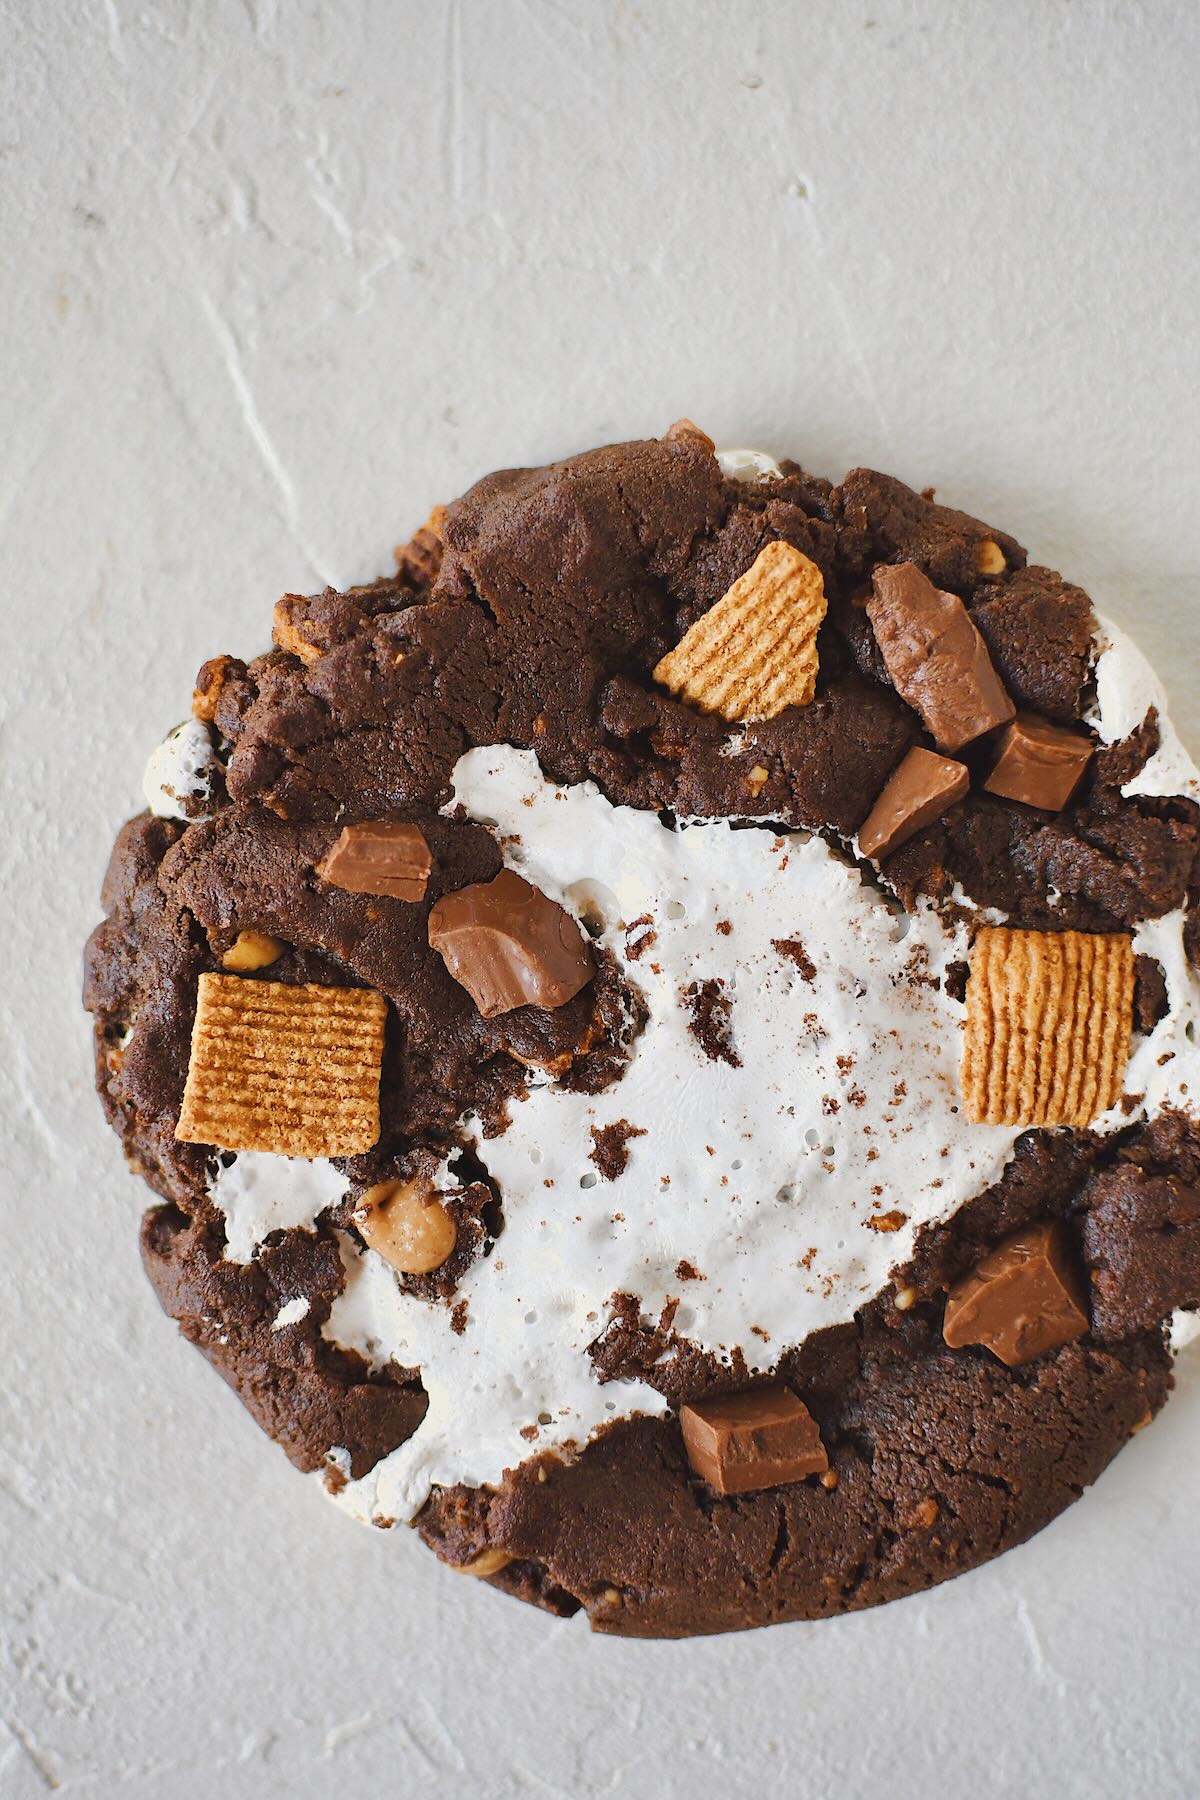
[625,914,656,960]
[683,978,741,1067]
[450,1299,469,1336]
[941,961,969,1005]
[589,1120,647,1179]
[675,1259,705,1281]
[772,937,817,982]
[1134,954,1169,1034]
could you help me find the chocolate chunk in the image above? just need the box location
[942,1221,1089,1366]
[427,868,595,1018]
[317,821,433,900]
[679,1383,828,1495]
[983,715,1093,811]
[867,562,1015,752]
[857,746,970,860]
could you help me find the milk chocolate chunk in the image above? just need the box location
[427,868,595,1018]
[679,1383,828,1496]
[867,562,1015,751]
[942,1221,1089,1367]
[858,746,970,860]
[317,821,433,901]
[983,714,1094,811]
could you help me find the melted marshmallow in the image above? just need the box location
[210,1152,347,1264]
[142,718,218,820]
[271,1295,312,1331]
[321,748,1033,1524]
[717,446,784,484]
[1089,618,1200,801]
[1170,1310,1200,1353]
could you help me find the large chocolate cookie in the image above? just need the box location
[84,425,1200,1637]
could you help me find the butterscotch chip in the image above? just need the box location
[454,1548,512,1577]
[652,541,827,722]
[962,927,1134,1127]
[975,538,1007,576]
[220,930,284,972]
[355,1177,458,1274]
[176,974,387,1157]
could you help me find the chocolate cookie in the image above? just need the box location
[84,425,1200,1637]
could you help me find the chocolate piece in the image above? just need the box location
[983,714,1093,811]
[858,746,970,860]
[427,868,595,1018]
[867,562,1015,751]
[943,1221,1089,1367]
[317,821,433,901]
[678,1383,828,1495]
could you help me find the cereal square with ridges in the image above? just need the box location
[176,973,388,1157]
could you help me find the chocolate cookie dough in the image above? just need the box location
[85,427,1200,1637]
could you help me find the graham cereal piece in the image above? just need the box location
[272,595,321,666]
[395,505,447,587]
[652,541,827,722]
[192,654,240,723]
[176,973,387,1157]
[961,927,1134,1128]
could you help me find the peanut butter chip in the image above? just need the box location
[356,1178,458,1274]
[653,541,827,723]
[220,930,284,972]
[975,538,1007,576]
[454,1548,512,1577]
[961,926,1134,1127]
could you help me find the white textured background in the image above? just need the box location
[3,2,1199,1795]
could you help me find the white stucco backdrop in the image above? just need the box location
[3,2,1199,1795]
